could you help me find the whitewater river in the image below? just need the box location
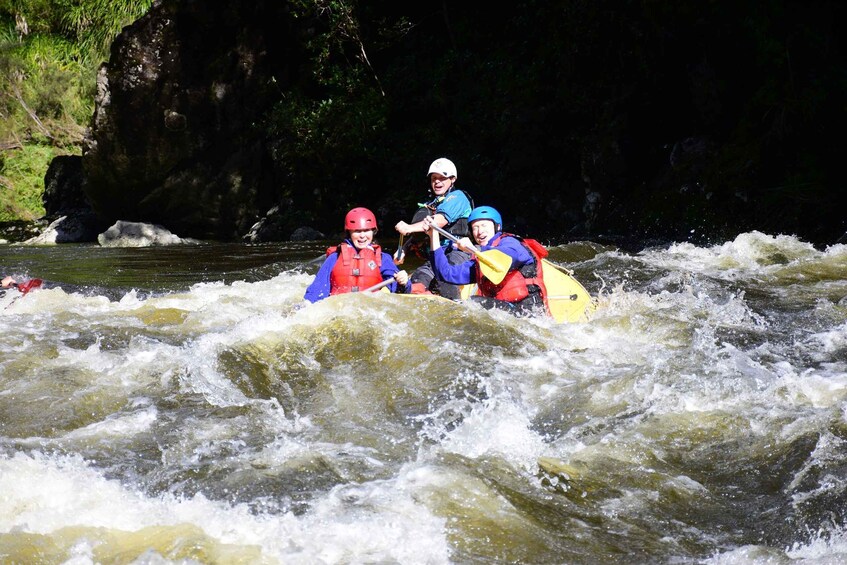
[2,231,847,564]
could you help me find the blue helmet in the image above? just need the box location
[468,206,502,230]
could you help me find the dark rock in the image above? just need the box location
[38,155,105,243]
[290,226,325,241]
[242,204,325,242]
[242,205,285,242]
[23,213,102,244]
[43,155,87,216]
[82,0,303,240]
[57,1,847,247]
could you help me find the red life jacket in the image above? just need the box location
[15,279,42,294]
[476,234,552,315]
[327,242,384,294]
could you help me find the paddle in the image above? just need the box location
[363,278,396,293]
[429,225,511,284]
[393,234,405,264]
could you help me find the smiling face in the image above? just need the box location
[349,228,375,250]
[429,173,455,197]
[471,219,496,246]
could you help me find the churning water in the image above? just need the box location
[2,231,847,564]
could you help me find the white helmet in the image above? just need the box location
[427,158,457,178]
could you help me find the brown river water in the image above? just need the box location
[2,232,847,564]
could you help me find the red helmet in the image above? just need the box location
[345,207,377,231]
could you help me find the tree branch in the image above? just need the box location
[9,84,54,140]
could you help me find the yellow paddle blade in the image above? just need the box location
[476,249,512,284]
[540,259,596,323]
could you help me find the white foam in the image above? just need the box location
[440,398,545,472]
[0,451,451,563]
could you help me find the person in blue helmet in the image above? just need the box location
[304,207,409,303]
[394,157,473,299]
[422,206,551,317]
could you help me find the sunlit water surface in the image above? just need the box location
[2,232,847,564]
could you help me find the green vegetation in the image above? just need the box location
[0,143,56,219]
[0,0,151,221]
[267,1,401,224]
[1,1,843,242]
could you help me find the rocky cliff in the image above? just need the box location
[81,0,302,240]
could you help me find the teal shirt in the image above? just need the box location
[433,189,472,224]
[430,189,472,248]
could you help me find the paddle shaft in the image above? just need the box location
[393,234,405,264]
[362,278,396,292]
[428,224,514,285]
[430,224,477,251]
[429,225,496,269]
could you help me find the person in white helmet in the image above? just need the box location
[394,157,474,299]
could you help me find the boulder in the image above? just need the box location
[22,213,102,245]
[290,226,325,241]
[97,220,190,247]
[43,155,87,216]
[242,204,326,242]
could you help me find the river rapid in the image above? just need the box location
[2,231,847,564]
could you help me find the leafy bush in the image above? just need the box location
[0,143,57,220]
[0,0,151,221]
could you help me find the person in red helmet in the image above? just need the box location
[304,207,409,303]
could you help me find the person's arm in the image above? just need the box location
[431,246,475,284]
[404,191,472,243]
[1,276,17,289]
[395,213,448,236]
[378,253,408,293]
[303,254,337,303]
[484,237,532,269]
[422,214,474,284]
[453,237,477,254]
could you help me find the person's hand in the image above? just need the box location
[394,270,409,286]
[421,216,435,234]
[395,221,412,236]
[456,237,476,253]
[1,276,16,289]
